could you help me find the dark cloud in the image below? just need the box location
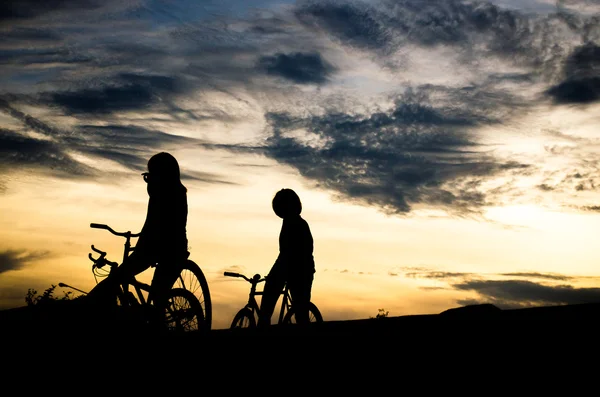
[546,77,600,104]
[401,267,576,282]
[73,125,232,184]
[0,98,232,185]
[0,249,49,274]
[0,0,598,215]
[0,128,96,178]
[247,25,287,35]
[51,85,155,114]
[0,98,68,139]
[405,270,473,280]
[71,125,234,183]
[0,47,90,66]
[0,0,104,21]
[76,124,198,151]
[547,42,600,103]
[563,42,600,79]
[254,85,532,215]
[258,52,335,84]
[295,1,543,64]
[205,91,531,214]
[49,73,186,115]
[295,0,600,97]
[295,1,391,52]
[0,27,63,47]
[181,170,237,185]
[498,272,573,281]
[399,266,600,307]
[454,279,600,308]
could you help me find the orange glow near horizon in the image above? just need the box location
[3,150,600,329]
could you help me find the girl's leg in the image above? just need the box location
[148,259,183,320]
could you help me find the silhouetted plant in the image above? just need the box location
[370,308,389,319]
[26,284,74,307]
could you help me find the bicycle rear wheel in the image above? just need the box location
[172,259,212,331]
[282,302,323,325]
[230,308,256,329]
[164,288,205,333]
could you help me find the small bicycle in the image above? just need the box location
[61,223,212,332]
[224,271,323,328]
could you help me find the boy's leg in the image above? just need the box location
[288,272,314,326]
[258,264,286,328]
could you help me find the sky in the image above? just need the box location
[1,0,600,330]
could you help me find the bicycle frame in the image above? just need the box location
[277,284,293,324]
[88,223,153,307]
[225,271,294,324]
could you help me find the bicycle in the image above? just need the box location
[224,271,323,328]
[62,222,212,332]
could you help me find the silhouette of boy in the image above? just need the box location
[85,152,189,313]
[258,188,315,327]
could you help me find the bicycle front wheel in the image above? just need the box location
[230,308,256,329]
[282,302,323,325]
[172,259,212,331]
[164,288,205,333]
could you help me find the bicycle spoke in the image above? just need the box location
[164,292,201,332]
[169,261,211,331]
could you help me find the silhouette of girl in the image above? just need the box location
[258,188,315,326]
[86,152,188,309]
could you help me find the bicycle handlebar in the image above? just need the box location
[224,272,264,283]
[88,244,118,268]
[90,223,140,237]
[91,245,105,255]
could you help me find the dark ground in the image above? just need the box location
[2,300,599,344]
[1,302,597,384]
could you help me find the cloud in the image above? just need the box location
[454,279,600,308]
[399,266,600,307]
[0,127,97,178]
[0,27,64,49]
[254,84,532,215]
[74,124,198,168]
[400,266,578,282]
[0,0,105,21]
[294,0,583,73]
[52,85,155,115]
[1,0,599,215]
[546,43,600,103]
[258,52,335,84]
[557,0,600,14]
[0,249,50,274]
[0,98,233,185]
[404,270,473,280]
[580,205,600,211]
[405,266,600,308]
[295,1,392,52]
[498,272,574,281]
[48,73,192,115]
